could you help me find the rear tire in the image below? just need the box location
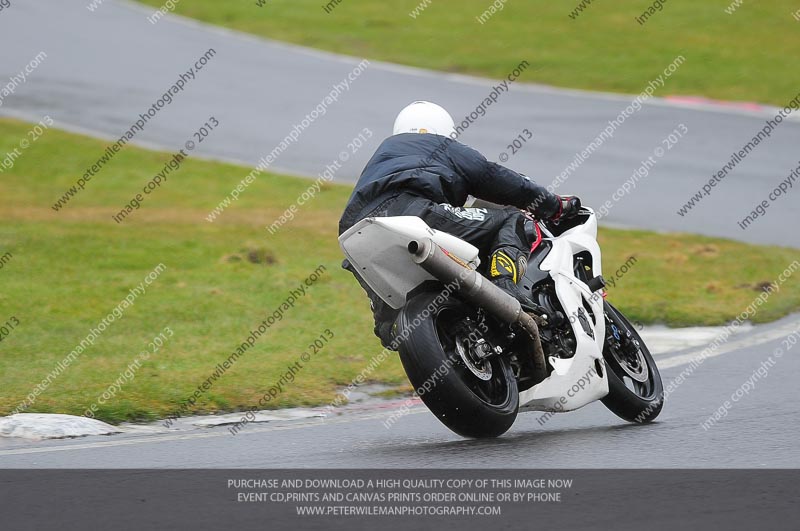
[397,291,518,438]
[601,302,664,423]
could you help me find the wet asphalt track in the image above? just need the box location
[1,0,799,247]
[1,315,798,468]
[0,1,799,469]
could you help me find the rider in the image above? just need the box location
[339,101,581,348]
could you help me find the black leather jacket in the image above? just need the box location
[339,133,559,232]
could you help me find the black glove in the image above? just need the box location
[553,195,581,220]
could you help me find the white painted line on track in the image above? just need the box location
[656,318,800,370]
[0,409,426,457]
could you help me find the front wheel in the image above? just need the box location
[396,291,518,438]
[601,302,664,423]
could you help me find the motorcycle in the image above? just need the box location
[338,206,663,438]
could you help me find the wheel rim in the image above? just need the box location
[604,309,659,401]
[607,325,649,383]
[433,307,512,408]
[454,335,493,380]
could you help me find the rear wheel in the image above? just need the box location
[601,302,664,423]
[397,291,518,438]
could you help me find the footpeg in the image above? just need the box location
[586,275,606,292]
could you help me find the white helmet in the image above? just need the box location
[392,101,456,137]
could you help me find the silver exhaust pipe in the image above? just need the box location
[408,238,548,381]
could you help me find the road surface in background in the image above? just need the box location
[0,0,798,246]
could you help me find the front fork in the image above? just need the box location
[605,306,643,366]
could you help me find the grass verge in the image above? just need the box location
[134,0,800,106]
[1,117,798,422]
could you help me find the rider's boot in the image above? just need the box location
[488,248,549,317]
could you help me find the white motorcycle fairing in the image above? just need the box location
[337,209,609,415]
[518,212,608,412]
[339,216,480,310]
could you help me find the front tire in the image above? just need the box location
[601,302,664,423]
[397,291,518,438]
